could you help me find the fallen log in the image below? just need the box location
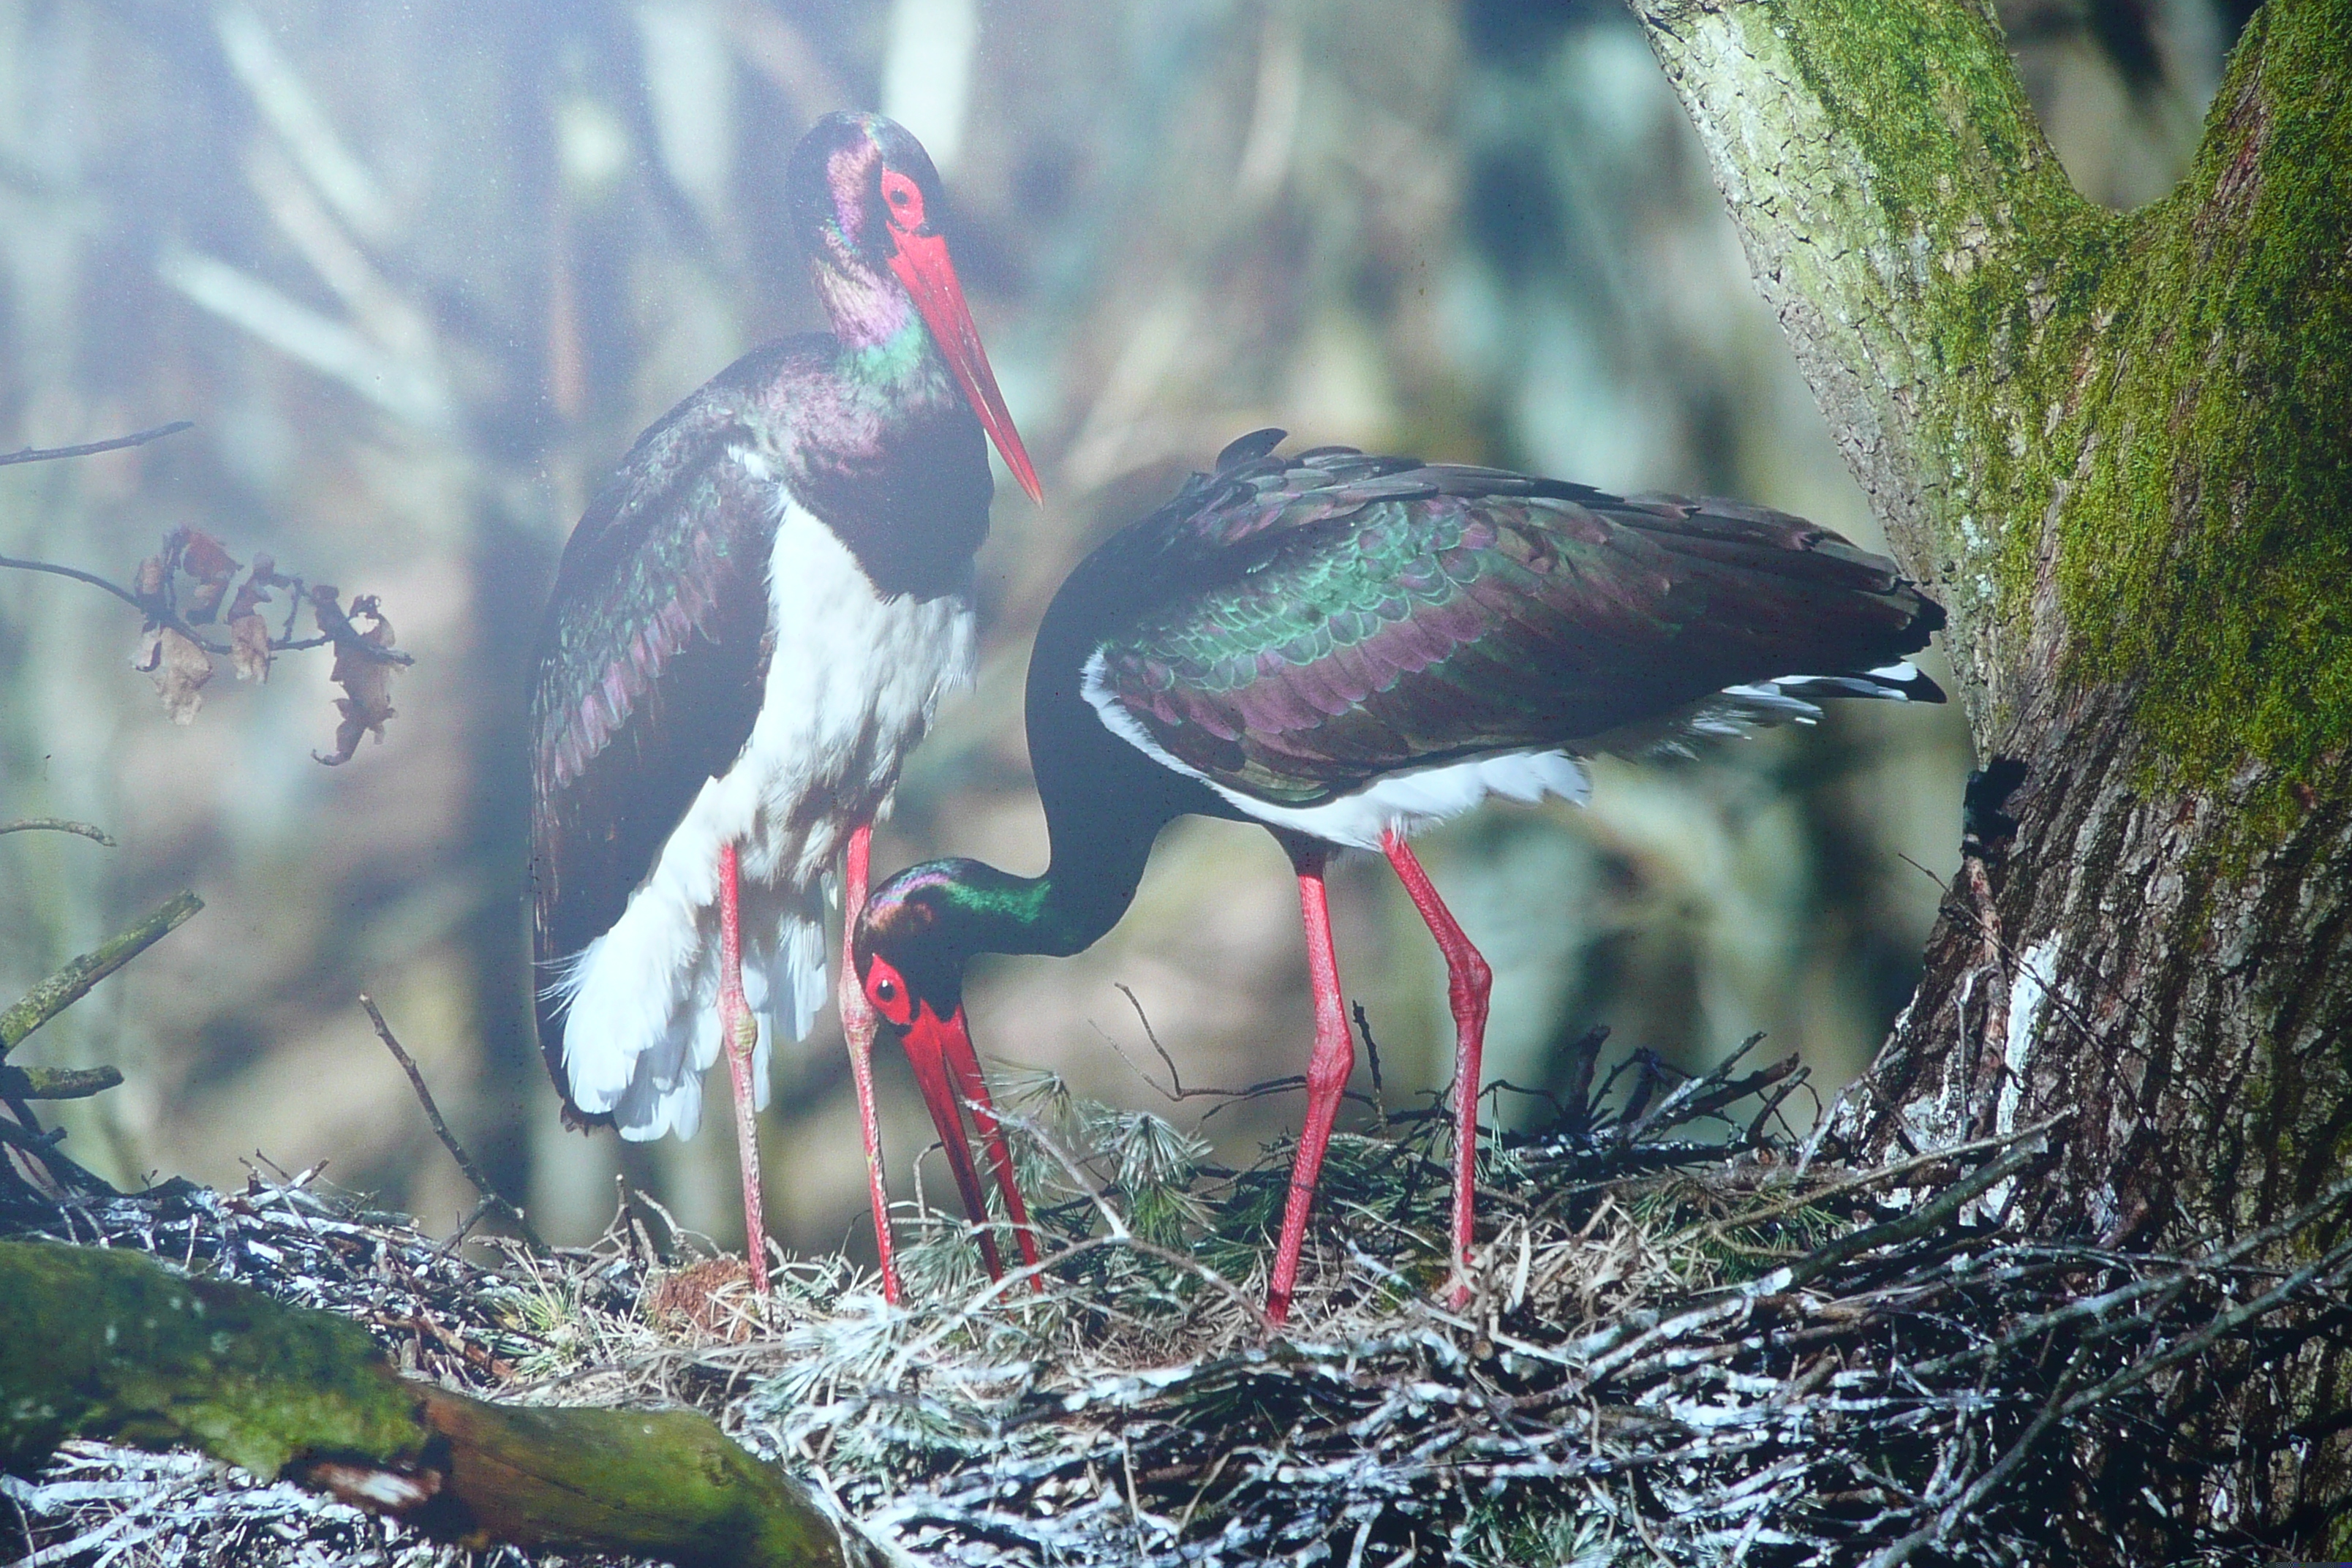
[0,1240,859,1567]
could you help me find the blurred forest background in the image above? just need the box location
[0,0,2244,1257]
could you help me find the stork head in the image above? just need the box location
[853,861,976,1044]
[854,860,990,1192]
[786,112,1041,502]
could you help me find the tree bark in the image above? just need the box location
[1624,0,2352,1547]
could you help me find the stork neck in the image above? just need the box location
[840,316,938,389]
[818,282,961,430]
[908,526,1233,969]
[811,258,927,360]
[940,801,1161,963]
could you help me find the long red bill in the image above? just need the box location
[938,1007,1043,1278]
[900,999,1008,1280]
[889,231,1044,505]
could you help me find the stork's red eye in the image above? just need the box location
[864,956,916,1026]
[880,169,925,233]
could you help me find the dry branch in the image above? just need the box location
[359,992,546,1253]
[0,890,201,1055]
[0,818,115,845]
[0,420,192,468]
[0,508,412,752]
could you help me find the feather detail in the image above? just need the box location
[531,483,976,1135]
[1079,440,1944,814]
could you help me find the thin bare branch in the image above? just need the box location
[0,420,191,468]
[0,554,151,615]
[358,994,546,1252]
[0,819,115,846]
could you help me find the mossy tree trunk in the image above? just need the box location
[1625,0,2352,1546]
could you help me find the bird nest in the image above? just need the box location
[6,1033,2349,1567]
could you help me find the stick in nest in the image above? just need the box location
[358,994,546,1253]
[1101,983,1378,1126]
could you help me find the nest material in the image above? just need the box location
[4,1040,2349,1567]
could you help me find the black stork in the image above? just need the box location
[527,111,1041,1300]
[849,430,1945,1322]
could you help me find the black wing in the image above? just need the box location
[1090,440,1943,805]
[527,369,783,1117]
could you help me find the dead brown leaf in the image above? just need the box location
[178,529,240,624]
[225,553,291,682]
[228,614,273,682]
[311,586,398,766]
[135,623,214,724]
[225,552,291,622]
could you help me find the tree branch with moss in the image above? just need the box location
[0,1240,862,1568]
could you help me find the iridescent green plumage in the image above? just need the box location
[1089,437,1940,806]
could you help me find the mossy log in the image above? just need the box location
[0,1240,854,1568]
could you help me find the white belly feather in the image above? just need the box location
[1079,649,1926,853]
[556,491,976,1141]
[1078,649,1590,852]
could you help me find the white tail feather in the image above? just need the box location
[557,878,827,1141]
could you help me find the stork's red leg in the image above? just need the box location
[716,842,772,1298]
[838,823,903,1303]
[1381,830,1492,1308]
[938,1022,1044,1284]
[1266,838,1353,1325]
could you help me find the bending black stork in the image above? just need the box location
[848,430,1945,1322]
[527,112,1041,1298]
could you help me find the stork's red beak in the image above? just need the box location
[900,1000,998,1276]
[889,233,1044,505]
[893,997,1044,1287]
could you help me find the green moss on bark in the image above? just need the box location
[0,1242,849,1568]
[1766,0,2072,244]
[2044,1,2352,795]
[0,1240,426,1477]
[1672,0,2350,801]
[1929,0,2352,801]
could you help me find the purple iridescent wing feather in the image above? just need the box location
[1090,439,1942,807]
[526,380,779,1104]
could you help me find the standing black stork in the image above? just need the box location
[527,112,1041,1300]
[849,430,1945,1322]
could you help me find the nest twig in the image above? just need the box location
[3,1040,2346,1567]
